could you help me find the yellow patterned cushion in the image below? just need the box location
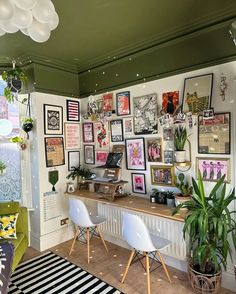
[0,213,18,239]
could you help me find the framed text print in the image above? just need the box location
[44,104,63,135]
[45,137,65,167]
[116,91,131,116]
[131,173,146,194]
[66,100,80,122]
[125,138,146,170]
[65,123,80,150]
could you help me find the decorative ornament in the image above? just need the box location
[220,74,227,101]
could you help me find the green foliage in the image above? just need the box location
[173,171,236,274]
[174,125,187,151]
[10,136,24,143]
[175,173,192,196]
[21,117,34,123]
[67,165,92,180]
[166,191,174,199]
[0,160,6,171]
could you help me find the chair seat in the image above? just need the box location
[149,233,171,251]
[90,215,107,226]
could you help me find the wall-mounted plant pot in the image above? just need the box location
[174,150,186,162]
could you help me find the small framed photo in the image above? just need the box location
[82,122,94,143]
[44,104,63,135]
[65,123,80,150]
[151,165,175,186]
[196,157,231,183]
[102,93,113,112]
[163,127,173,141]
[146,138,162,162]
[164,150,173,164]
[123,117,133,136]
[125,138,146,170]
[84,145,95,164]
[110,119,124,142]
[67,100,80,122]
[162,91,179,115]
[95,150,109,165]
[131,173,146,194]
[203,108,214,120]
[44,137,65,167]
[68,151,80,171]
[116,91,131,116]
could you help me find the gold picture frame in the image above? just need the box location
[150,165,175,186]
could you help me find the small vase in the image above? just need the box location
[174,150,186,163]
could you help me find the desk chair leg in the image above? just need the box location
[87,228,90,264]
[145,252,151,294]
[157,251,171,283]
[96,226,108,252]
[69,227,80,255]
[121,249,135,284]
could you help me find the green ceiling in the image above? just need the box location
[0,0,236,96]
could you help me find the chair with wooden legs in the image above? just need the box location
[69,198,108,263]
[121,213,171,294]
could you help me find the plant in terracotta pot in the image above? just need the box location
[173,172,236,294]
[174,125,187,162]
[67,165,93,189]
[174,173,192,205]
[0,160,6,175]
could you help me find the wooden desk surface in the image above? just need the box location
[66,189,184,222]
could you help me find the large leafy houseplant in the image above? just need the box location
[67,165,92,181]
[173,172,236,276]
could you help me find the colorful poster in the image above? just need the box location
[95,151,109,165]
[125,138,146,170]
[116,91,130,116]
[102,93,113,112]
[162,91,179,115]
[67,100,80,122]
[45,137,65,167]
[94,122,109,149]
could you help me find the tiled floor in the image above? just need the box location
[22,238,234,294]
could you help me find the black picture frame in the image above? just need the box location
[68,151,80,171]
[198,112,231,155]
[110,119,124,142]
[125,137,146,170]
[131,173,146,194]
[82,122,94,143]
[116,91,131,116]
[44,137,65,167]
[84,145,95,164]
[66,100,80,122]
[44,104,63,135]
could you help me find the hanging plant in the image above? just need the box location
[21,117,34,134]
[10,136,28,150]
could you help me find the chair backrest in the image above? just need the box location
[122,213,156,252]
[69,198,94,228]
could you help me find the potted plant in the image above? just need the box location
[166,191,175,207]
[21,117,34,138]
[151,188,167,204]
[10,136,27,150]
[67,165,93,189]
[1,67,28,103]
[0,160,6,175]
[173,172,236,294]
[174,125,187,162]
[174,173,192,205]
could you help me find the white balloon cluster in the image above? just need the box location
[0,0,59,43]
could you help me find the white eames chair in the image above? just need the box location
[121,213,171,294]
[69,198,108,263]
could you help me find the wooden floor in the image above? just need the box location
[22,238,234,294]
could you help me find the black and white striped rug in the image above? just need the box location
[9,251,124,294]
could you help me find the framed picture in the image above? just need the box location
[133,93,158,135]
[146,138,162,162]
[112,144,125,154]
[198,112,230,154]
[182,73,213,114]
[82,122,94,143]
[164,150,173,164]
[44,137,65,167]
[110,119,124,142]
[102,93,113,112]
[125,138,146,170]
[116,91,131,116]
[123,117,133,136]
[66,100,80,122]
[65,123,80,149]
[150,165,174,186]
[94,122,109,149]
[196,157,231,183]
[131,173,146,194]
[84,145,95,164]
[44,104,63,135]
[163,127,173,141]
[68,151,80,171]
[95,150,109,165]
[162,91,179,115]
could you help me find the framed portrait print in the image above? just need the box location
[65,123,80,150]
[162,91,179,115]
[68,151,80,171]
[66,100,80,122]
[182,73,213,114]
[84,145,95,164]
[164,150,173,164]
[110,119,124,142]
[196,157,231,183]
[123,117,133,136]
[82,122,94,143]
[125,138,146,170]
[198,112,230,154]
[133,93,158,135]
[94,122,109,150]
[44,104,63,135]
[131,173,146,194]
[95,150,109,165]
[102,93,113,112]
[116,91,131,116]
[151,165,174,186]
[146,138,162,162]
[44,137,65,167]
